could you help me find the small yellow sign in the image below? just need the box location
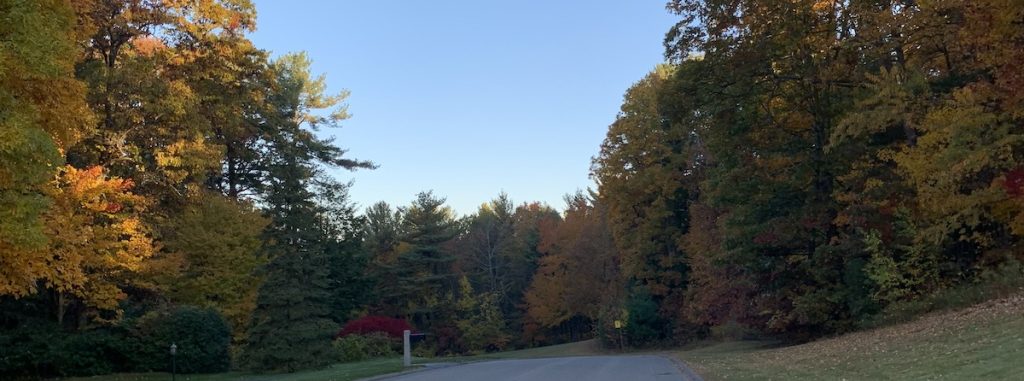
[614,320,622,329]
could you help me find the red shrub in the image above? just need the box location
[337,316,413,339]
[1004,167,1024,197]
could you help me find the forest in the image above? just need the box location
[2,0,1023,379]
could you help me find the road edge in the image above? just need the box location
[659,353,704,381]
[357,362,461,381]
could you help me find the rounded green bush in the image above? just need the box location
[133,306,231,373]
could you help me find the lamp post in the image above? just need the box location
[170,343,177,381]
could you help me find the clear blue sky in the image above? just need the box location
[249,1,678,216]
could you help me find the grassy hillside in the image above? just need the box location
[676,294,1024,380]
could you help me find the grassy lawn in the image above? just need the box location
[59,339,608,381]
[61,357,409,381]
[461,339,606,360]
[676,294,1024,380]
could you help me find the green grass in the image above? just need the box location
[676,294,1024,380]
[59,340,605,381]
[61,357,409,381]
[458,339,605,360]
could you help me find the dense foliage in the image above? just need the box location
[1,0,371,377]
[133,307,232,373]
[0,306,229,378]
[3,0,1021,377]
[588,0,1024,343]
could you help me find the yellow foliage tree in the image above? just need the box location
[158,193,269,341]
[0,0,94,297]
[44,166,153,323]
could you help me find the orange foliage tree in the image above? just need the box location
[523,192,620,343]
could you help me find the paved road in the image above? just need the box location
[378,355,701,381]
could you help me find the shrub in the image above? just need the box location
[0,322,137,379]
[333,332,397,362]
[337,315,413,339]
[49,328,139,377]
[133,306,231,373]
[0,322,59,379]
[411,342,437,358]
[861,259,1024,328]
[625,288,667,346]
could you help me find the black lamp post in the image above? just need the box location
[170,343,177,381]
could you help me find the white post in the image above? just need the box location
[403,329,411,367]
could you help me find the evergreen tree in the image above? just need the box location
[241,53,370,372]
[362,202,407,316]
[316,178,372,324]
[242,142,336,372]
[459,193,517,298]
[397,191,459,330]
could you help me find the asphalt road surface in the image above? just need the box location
[379,355,701,381]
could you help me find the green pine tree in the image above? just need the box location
[241,53,371,372]
[242,150,336,372]
[397,191,459,330]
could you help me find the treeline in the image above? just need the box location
[585,0,1024,344]
[4,0,1024,377]
[1,0,373,377]
[357,191,621,353]
[343,0,1024,355]
[0,0,627,377]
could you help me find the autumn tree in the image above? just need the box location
[662,0,876,339]
[455,276,510,352]
[44,166,154,325]
[503,202,561,344]
[888,1,1024,290]
[0,0,93,297]
[70,0,206,202]
[611,0,1024,342]
[524,192,620,343]
[159,193,268,341]
[2,0,381,376]
[592,64,693,339]
[57,0,268,327]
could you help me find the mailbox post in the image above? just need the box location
[403,330,412,367]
